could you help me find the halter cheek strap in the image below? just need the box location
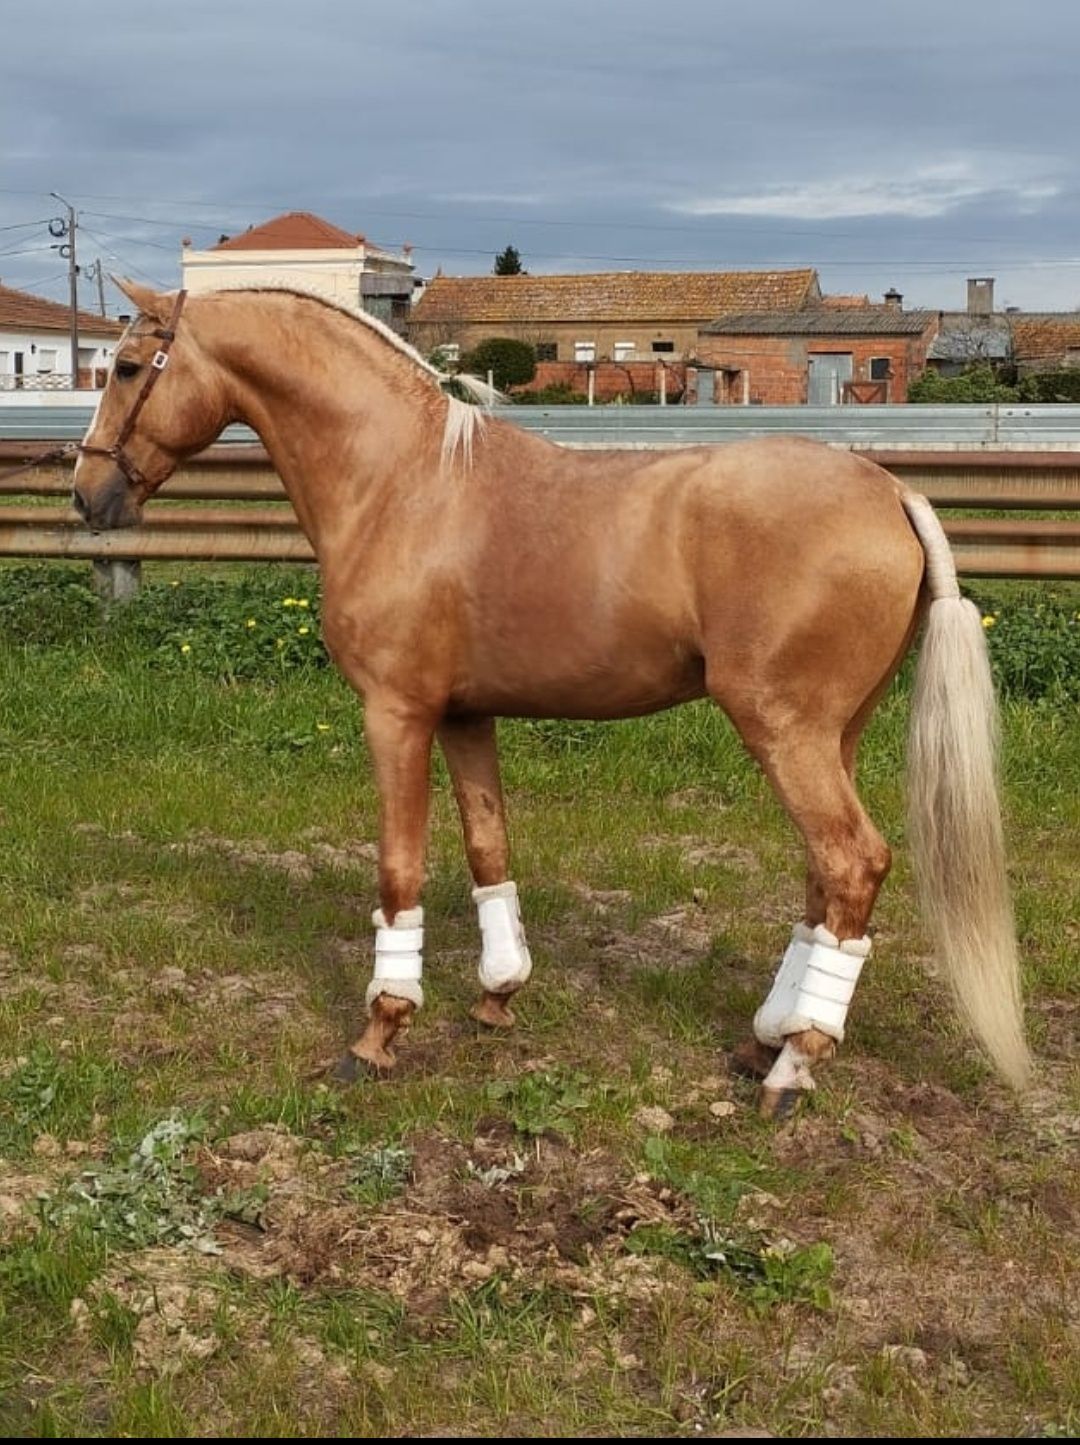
[78,289,187,495]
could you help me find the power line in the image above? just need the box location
[0,217,50,234]
[0,242,54,260]
[76,225,170,289]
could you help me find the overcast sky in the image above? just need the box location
[3,0,1079,316]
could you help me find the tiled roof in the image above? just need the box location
[0,283,123,335]
[704,308,936,337]
[212,211,363,251]
[821,293,871,308]
[410,269,818,325]
[1010,314,1080,364]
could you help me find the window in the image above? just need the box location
[574,341,596,363]
[613,341,636,363]
[651,340,675,354]
[869,357,891,381]
[535,342,557,362]
[37,348,58,374]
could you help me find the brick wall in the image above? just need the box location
[695,334,934,404]
[513,360,687,401]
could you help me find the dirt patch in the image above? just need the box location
[643,834,761,873]
[192,1123,693,1312]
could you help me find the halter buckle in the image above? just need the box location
[150,350,170,371]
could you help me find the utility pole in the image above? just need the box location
[85,259,106,317]
[49,192,79,387]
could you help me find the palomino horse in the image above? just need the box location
[73,281,1030,1115]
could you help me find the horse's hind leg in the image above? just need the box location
[438,716,532,1028]
[733,718,891,1115]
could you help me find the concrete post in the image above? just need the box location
[92,559,142,603]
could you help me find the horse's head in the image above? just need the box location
[73,280,229,529]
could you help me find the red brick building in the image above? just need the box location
[694,302,939,405]
[409,268,820,367]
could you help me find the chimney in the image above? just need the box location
[883,288,903,310]
[967,277,994,316]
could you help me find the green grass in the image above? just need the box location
[0,565,1076,1437]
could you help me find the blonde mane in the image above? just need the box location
[205,282,494,468]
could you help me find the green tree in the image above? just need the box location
[460,337,537,390]
[494,245,525,275]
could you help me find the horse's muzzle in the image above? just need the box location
[72,474,140,531]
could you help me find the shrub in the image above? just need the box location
[1016,369,1080,404]
[512,382,587,405]
[907,365,1018,403]
[459,337,536,390]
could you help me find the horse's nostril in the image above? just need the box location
[72,486,90,521]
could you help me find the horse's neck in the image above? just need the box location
[214,299,440,546]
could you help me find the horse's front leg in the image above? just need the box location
[339,695,435,1077]
[438,715,532,1029]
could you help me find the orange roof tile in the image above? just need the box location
[1010,314,1080,365]
[212,211,363,251]
[0,283,123,335]
[821,293,872,308]
[411,269,819,326]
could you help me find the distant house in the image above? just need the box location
[1009,314,1080,374]
[180,211,419,332]
[0,283,123,391]
[926,278,1012,376]
[696,293,938,404]
[408,268,822,366]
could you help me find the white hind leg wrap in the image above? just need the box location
[366,906,424,1011]
[473,880,532,994]
[754,922,871,1047]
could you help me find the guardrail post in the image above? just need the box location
[92,559,141,603]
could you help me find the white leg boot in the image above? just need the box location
[754,922,872,1095]
[753,922,816,1049]
[365,906,424,1012]
[473,881,532,994]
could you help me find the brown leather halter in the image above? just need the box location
[76,289,188,494]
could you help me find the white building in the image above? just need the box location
[180,211,418,331]
[0,283,123,390]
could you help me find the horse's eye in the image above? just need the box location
[115,360,141,380]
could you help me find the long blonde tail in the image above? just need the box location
[901,493,1031,1089]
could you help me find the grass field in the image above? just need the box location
[0,566,1077,1437]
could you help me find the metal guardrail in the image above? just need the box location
[9,401,1080,447]
[2,429,1080,586]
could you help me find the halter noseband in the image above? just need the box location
[78,289,187,495]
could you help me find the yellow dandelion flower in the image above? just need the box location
[245,618,257,629]
[982,615,996,629]
[282,597,297,608]
[298,625,310,636]
[316,723,331,733]
[297,598,310,609]
[180,642,192,653]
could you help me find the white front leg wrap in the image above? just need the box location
[473,881,533,994]
[753,922,871,1047]
[366,906,424,1012]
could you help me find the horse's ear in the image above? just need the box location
[110,276,172,324]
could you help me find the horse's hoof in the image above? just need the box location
[331,1045,394,1083]
[730,1036,780,1080]
[758,1086,804,1122]
[331,1051,360,1084]
[350,1041,397,1074]
[471,991,517,1029]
